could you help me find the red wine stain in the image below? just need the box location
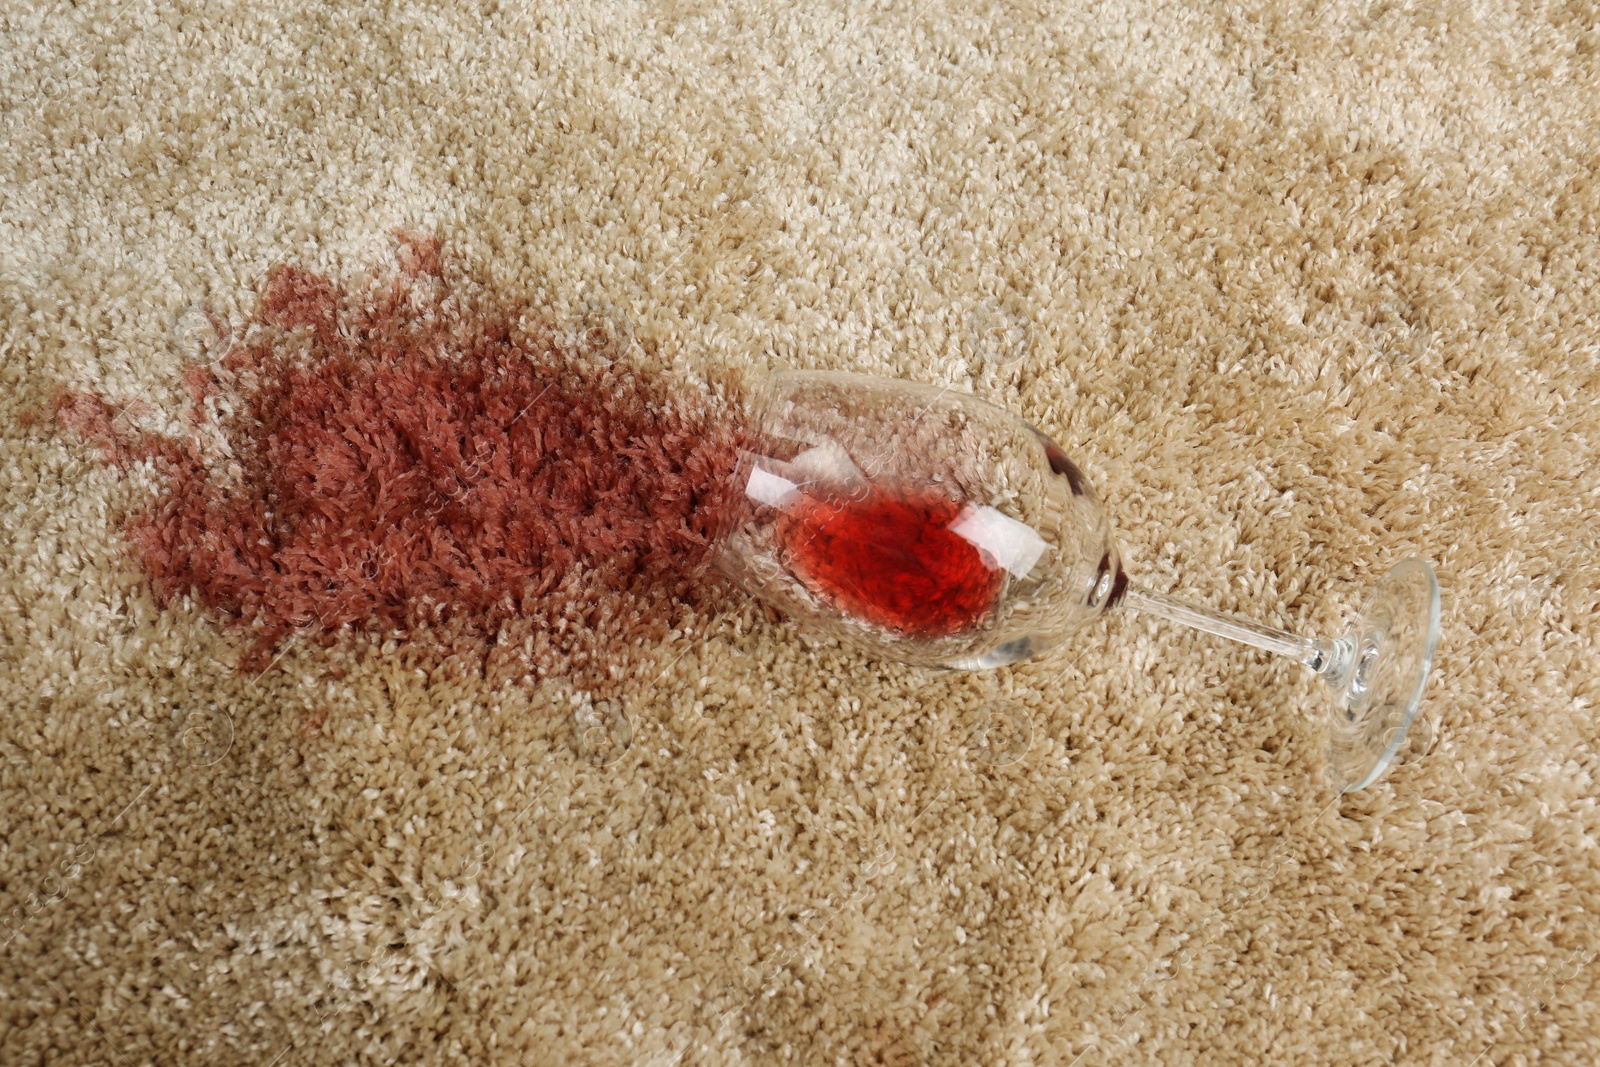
[779,487,1003,638]
[299,706,329,740]
[56,235,750,686]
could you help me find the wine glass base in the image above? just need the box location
[1324,559,1441,792]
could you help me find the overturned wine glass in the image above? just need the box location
[712,370,1440,791]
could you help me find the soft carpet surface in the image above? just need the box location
[3,1,1598,1064]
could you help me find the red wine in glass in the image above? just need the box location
[779,485,1005,639]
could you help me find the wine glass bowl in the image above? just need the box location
[712,370,1125,669]
[712,369,1441,791]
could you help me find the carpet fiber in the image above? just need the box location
[3,1,1598,1063]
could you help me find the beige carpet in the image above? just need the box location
[4,0,1598,1063]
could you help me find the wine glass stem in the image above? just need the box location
[1120,584,1354,685]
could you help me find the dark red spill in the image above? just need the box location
[780,487,1003,638]
[56,236,750,682]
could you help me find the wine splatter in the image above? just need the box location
[57,236,751,685]
[780,487,1003,638]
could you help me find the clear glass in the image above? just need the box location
[713,370,1441,792]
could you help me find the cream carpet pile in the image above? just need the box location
[3,0,1598,1063]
